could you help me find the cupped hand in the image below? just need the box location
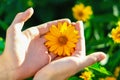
[33,21,106,80]
[2,8,71,80]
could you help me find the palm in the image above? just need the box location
[15,32,50,79]
[33,21,106,80]
[4,27,50,79]
[3,8,71,79]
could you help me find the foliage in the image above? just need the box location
[0,37,4,54]
[0,0,120,80]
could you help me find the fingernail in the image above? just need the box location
[24,7,34,14]
[98,52,106,61]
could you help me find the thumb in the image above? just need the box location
[10,8,34,32]
[79,52,106,69]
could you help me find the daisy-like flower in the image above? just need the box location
[114,66,120,77]
[117,21,120,26]
[99,77,116,80]
[105,77,116,80]
[72,3,93,21]
[111,26,120,43]
[45,22,79,56]
[79,71,92,80]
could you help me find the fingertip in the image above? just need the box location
[37,18,71,36]
[76,21,84,31]
[97,52,106,61]
[65,18,71,23]
[58,18,71,24]
[82,52,106,66]
[89,52,106,62]
[25,7,34,15]
[23,7,34,21]
[11,8,34,25]
[76,21,83,26]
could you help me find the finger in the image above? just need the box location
[36,19,71,36]
[10,8,34,32]
[79,52,106,69]
[73,21,86,57]
[40,36,58,60]
[23,27,40,39]
[49,53,57,60]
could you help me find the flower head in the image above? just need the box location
[111,26,120,43]
[105,77,116,80]
[99,77,116,80]
[72,3,93,21]
[117,21,120,26]
[114,66,120,77]
[79,71,92,80]
[45,22,79,56]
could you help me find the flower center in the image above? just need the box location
[79,11,83,17]
[58,36,68,45]
[117,31,120,38]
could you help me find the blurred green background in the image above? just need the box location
[1,0,120,80]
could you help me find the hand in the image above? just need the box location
[33,21,106,80]
[1,8,71,80]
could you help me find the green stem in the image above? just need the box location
[107,43,117,57]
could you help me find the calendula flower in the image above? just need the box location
[99,78,105,80]
[105,77,116,80]
[111,26,120,43]
[45,22,79,56]
[114,66,120,77]
[72,3,93,21]
[79,71,92,80]
[27,0,34,6]
[99,77,116,80]
[117,21,120,26]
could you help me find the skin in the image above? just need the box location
[0,8,71,80]
[0,8,106,80]
[33,22,106,80]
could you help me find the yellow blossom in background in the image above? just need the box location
[0,37,3,41]
[114,66,120,77]
[45,22,79,56]
[27,0,34,7]
[111,26,120,43]
[72,3,93,21]
[99,77,116,80]
[79,71,92,80]
[117,21,120,26]
[105,77,116,80]
[99,78,105,80]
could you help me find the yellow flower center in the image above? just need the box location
[72,3,93,21]
[79,11,84,17]
[45,22,79,56]
[58,36,68,45]
[117,31,120,38]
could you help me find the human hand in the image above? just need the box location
[33,21,106,80]
[1,8,71,80]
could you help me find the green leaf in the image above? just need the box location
[0,20,8,30]
[36,7,55,23]
[68,76,83,80]
[49,0,70,5]
[93,14,118,23]
[0,37,4,54]
[25,77,33,80]
[89,63,111,77]
[84,21,92,40]
[106,49,120,72]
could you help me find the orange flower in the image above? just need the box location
[45,22,79,56]
[106,77,116,80]
[79,71,92,80]
[111,26,120,43]
[72,3,93,21]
